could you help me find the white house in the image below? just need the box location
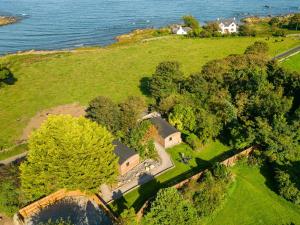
[171,25,192,35]
[217,18,238,34]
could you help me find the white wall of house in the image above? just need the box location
[219,22,237,34]
[176,26,187,35]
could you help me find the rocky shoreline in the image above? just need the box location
[0,16,18,26]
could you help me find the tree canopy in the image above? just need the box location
[142,187,200,225]
[182,15,200,30]
[20,115,118,202]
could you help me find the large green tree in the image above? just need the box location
[20,115,118,202]
[85,96,121,133]
[149,61,183,101]
[143,187,199,225]
[182,15,200,30]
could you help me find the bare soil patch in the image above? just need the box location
[20,103,86,141]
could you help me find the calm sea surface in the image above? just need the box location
[0,0,299,54]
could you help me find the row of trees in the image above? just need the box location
[148,41,300,203]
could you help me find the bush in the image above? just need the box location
[244,41,269,55]
[199,30,212,38]
[239,25,257,37]
[182,15,200,30]
[275,170,300,204]
[120,208,138,225]
[127,120,158,159]
[186,133,202,150]
[272,29,286,37]
[212,163,231,180]
[192,170,231,217]
[0,180,20,216]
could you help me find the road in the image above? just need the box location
[273,45,300,61]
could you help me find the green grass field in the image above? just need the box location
[0,36,300,148]
[204,165,300,225]
[282,52,300,72]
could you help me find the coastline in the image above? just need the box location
[0,12,299,57]
[0,16,18,26]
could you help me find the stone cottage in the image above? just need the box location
[113,140,140,176]
[150,117,182,148]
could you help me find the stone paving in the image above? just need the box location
[100,142,174,202]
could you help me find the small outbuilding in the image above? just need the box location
[150,117,182,148]
[113,140,140,176]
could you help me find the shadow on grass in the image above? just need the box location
[139,77,151,97]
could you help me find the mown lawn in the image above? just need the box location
[204,165,300,225]
[0,36,300,148]
[282,52,300,72]
[111,140,233,213]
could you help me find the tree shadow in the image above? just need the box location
[86,200,113,225]
[112,190,127,215]
[139,77,151,97]
[30,197,113,225]
[1,67,17,86]
[30,197,86,225]
[132,173,160,212]
[259,162,278,193]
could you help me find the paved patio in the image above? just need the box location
[100,142,174,202]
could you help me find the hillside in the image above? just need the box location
[0,36,300,148]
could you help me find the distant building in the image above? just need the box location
[217,18,238,34]
[150,117,182,148]
[171,25,192,35]
[113,140,140,176]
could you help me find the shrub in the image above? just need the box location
[182,15,200,30]
[186,133,202,150]
[192,170,230,217]
[212,163,231,180]
[0,180,20,216]
[127,120,158,159]
[143,188,199,225]
[120,208,138,225]
[244,41,269,55]
[272,29,286,37]
[239,25,257,37]
[275,170,300,204]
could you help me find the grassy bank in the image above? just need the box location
[0,36,300,148]
[205,165,300,225]
[0,144,27,161]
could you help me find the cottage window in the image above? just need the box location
[126,162,130,167]
[169,137,173,141]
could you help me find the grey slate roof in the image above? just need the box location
[171,26,192,34]
[150,117,179,139]
[113,140,137,165]
[218,19,236,26]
